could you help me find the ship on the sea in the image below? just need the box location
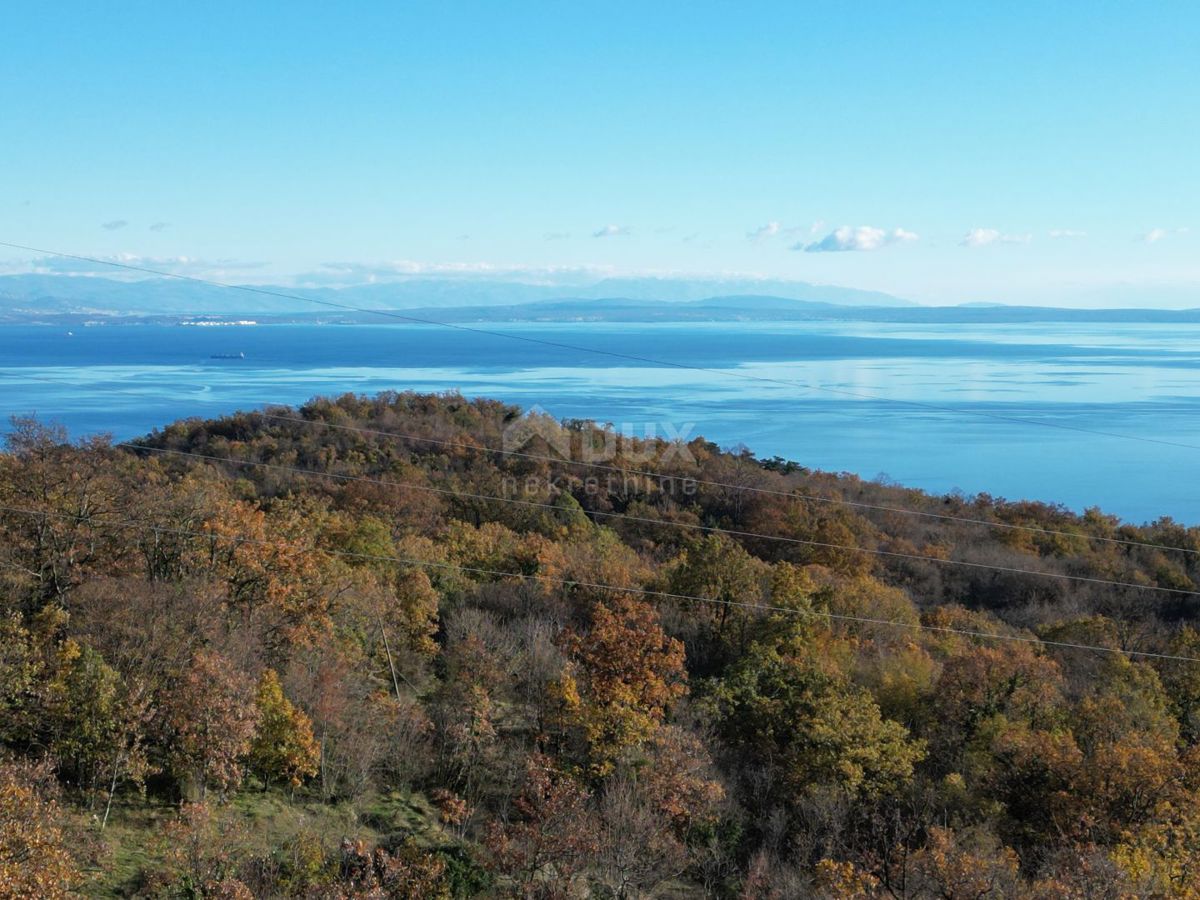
[210,352,246,359]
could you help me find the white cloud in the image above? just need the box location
[749,221,822,242]
[1142,227,1189,243]
[101,219,128,231]
[747,221,781,242]
[149,221,170,232]
[3,253,267,279]
[1049,229,1086,239]
[960,228,1032,247]
[962,228,1001,247]
[798,225,918,253]
[592,224,630,238]
[310,260,613,286]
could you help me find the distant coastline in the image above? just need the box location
[3,272,1196,328]
[6,297,1200,327]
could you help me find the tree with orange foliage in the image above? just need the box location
[164,650,259,800]
[0,418,134,610]
[641,724,726,833]
[906,826,1021,898]
[930,641,1065,758]
[197,498,331,649]
[555,595,687,774]
[0,759,80,899]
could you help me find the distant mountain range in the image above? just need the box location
[0,273,914,319]
[298,296,1200,325]
[2,273,1200,325]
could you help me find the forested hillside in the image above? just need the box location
[5,390,1200,897]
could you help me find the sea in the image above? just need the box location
[2,320,1199,525]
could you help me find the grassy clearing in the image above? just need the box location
[78,788,444,897]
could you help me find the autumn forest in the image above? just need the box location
[6,390,1200,898]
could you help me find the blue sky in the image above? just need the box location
[1,1,1197,306]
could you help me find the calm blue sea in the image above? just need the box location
[2,320,1199,524]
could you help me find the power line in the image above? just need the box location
[119,439,1200,599]
[4,240,1200,452]
[1,501,1193,664]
